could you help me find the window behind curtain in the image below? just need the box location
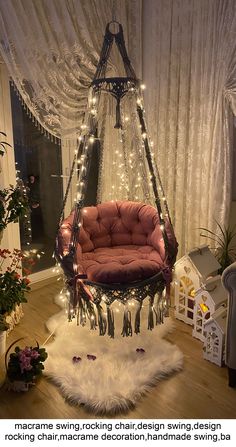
[10,84,63,273]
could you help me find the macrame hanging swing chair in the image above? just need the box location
[55,22,178,337]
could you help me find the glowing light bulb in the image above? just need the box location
[140,84,146,90]
[89,135,95,143]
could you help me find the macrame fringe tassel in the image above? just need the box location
[96,303,107,336]
[86,301,97,330]
[155,292,164,324]
[77,298,87,326]
[148,296,159,330]
[153,306,158,325]
[155,304,162,325]
[121,307,132,337]
[107,304,115,338]
[114,97,122,129]
[134,301,142,334]
[164,286,170,317]
[67,283,78,321]
[148,300,154,330]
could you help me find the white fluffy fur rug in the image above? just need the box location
[44,297,183,415]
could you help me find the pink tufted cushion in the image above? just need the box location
[82,245,164,283]
[58,201,177,284]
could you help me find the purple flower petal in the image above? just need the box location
[72,356,82,363]
[87,354,96,361]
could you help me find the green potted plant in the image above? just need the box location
[200,221,236,274]
[5,338,47,391]
[0,185,29,235]
[0,248,34,358]
[0,131,32,354]
[0,248,32,325]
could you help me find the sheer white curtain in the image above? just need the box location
[0,0,142,213]
[0,0,141,138]
[143,0,236,255]
[1,0,236,256]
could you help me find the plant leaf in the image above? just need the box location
[198,227,224,245]
[0,142,11,148]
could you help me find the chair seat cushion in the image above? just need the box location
[80,245,165,284]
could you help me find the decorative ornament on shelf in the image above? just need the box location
[192,275,227,342]
[5,338,48,392]
[173,245,221,325]
[203,305,227,367]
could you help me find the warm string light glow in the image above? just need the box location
[54,89,100,288]
[135,86,169,234]
[15,163,32,246]
[107,127,130,201]
[55,82,171,323]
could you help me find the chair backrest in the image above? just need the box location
[79,201,159,250]
[59,201,177,263]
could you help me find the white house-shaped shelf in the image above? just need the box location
[203,306,227,367]
[192,275,227,341]
[173,245,221,325]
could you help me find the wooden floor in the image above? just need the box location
[0,278,236,419]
